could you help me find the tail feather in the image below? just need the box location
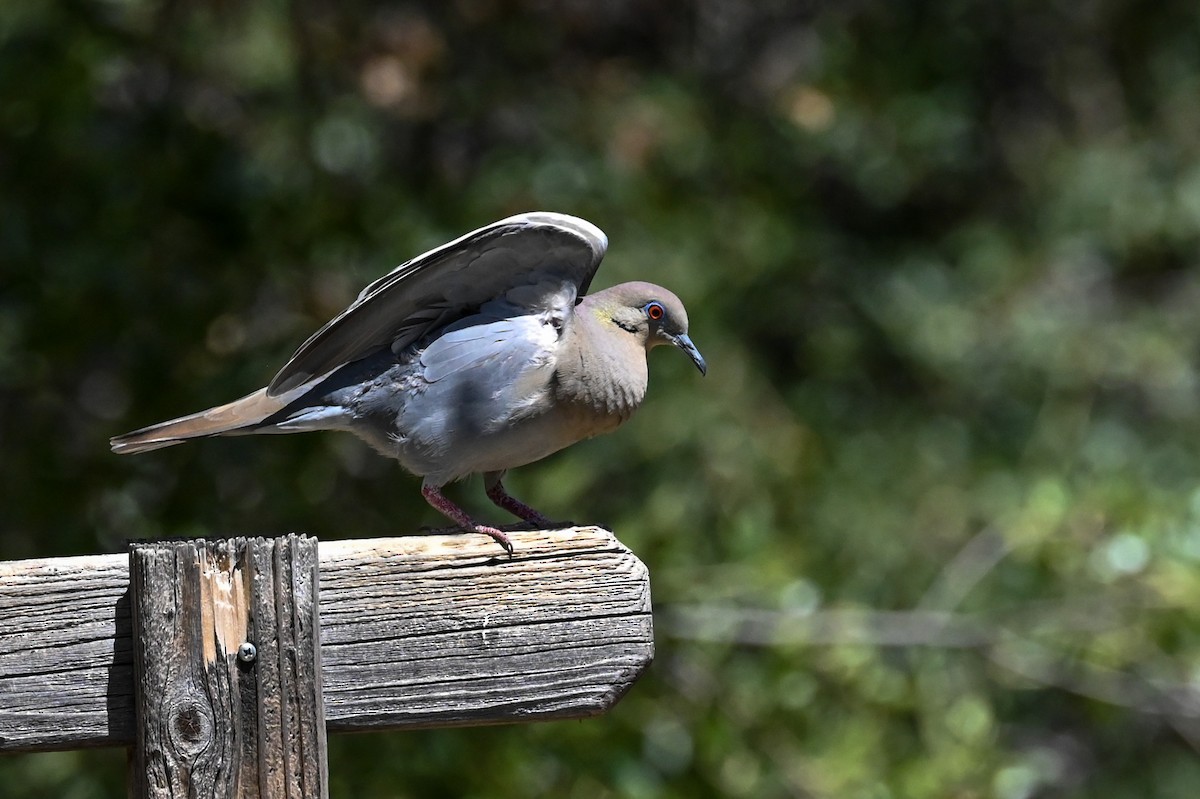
[110,388,288,454]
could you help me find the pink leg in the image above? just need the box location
[421,482,513,555]
[484,473,553,527]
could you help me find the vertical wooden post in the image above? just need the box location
[130,535,327,798]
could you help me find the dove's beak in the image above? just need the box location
[670,333,707,376]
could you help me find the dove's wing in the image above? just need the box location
[267,212,607,396]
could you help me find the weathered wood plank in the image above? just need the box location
[130,535,327,798]
[0,553,134,750]
[318,530,653,732]
[248,535,326,797]
[0,527,652,753]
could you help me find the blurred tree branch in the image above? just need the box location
[662,600,1200,739]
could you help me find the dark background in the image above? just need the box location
[4,1,1200,796]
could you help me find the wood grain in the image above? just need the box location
[0,527,652,753]
[0,552,134,750]
[129,536,327,798]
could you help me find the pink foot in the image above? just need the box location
[421,483,513,555]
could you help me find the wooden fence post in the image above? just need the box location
[0,526,652,795]
[129,535,326,798]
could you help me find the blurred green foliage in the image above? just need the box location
[4,1,1200,796]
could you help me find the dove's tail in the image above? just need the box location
[110,388,288,454]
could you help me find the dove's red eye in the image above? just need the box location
[646,302,665,321]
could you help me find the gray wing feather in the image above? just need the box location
[420,278,576,382]
[410,313,558,440]
[420,320,524,383]
[267,212,607,396]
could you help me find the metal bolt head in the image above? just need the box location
[237,641,257,663]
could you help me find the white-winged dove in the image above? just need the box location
[111,212,706,553]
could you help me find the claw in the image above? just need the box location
[477,525,514,556]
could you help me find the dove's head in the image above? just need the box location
[586,281,707,375]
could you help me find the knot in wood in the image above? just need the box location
[167,695,214,759]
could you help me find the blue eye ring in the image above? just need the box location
[645,301,665,321]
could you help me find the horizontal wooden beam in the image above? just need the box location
[0,527,652,753]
